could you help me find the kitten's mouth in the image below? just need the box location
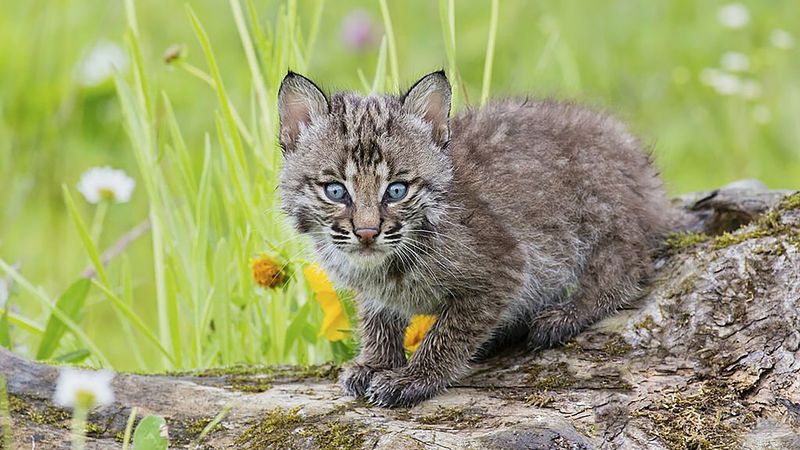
[346,244,389,266]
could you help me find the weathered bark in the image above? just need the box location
[2,181,799,450]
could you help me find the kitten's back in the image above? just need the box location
[448,99,671,248]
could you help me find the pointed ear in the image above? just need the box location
[278,72,330,153]
[402,71,451,146]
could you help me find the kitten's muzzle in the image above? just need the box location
[354,227,380,245]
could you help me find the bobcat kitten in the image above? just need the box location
[278,70,672,407]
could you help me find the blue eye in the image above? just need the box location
[324,182,348,202]
[385,182,408,201]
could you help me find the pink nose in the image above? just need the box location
[354,228,379,244]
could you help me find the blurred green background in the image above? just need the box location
[0,0,798,371]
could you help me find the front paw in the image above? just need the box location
[365,369,443,408]
[339,364,380,397]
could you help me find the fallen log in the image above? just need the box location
[2,181,799,449]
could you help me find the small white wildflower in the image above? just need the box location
[770,29,795,49]
[752,105,771,124]
[720,52,750,72]
[77,40,128,87]
[718,4,750,29]
[713,74,742,96]
[54,368,115,409]
[700,68,741,95]
[77,166,136,204]
[739,79,762,99]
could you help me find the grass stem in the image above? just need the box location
[480,0,499,106]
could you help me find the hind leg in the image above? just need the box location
[527,239,651,349]
[471,315,530,362]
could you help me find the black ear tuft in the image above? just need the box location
[278,72,330,154]
[402,71,452,146]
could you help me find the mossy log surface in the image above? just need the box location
[3,181,800,450]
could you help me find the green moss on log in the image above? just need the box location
[711,192,799,250]
[417,406,486,428]
[633,381,755,450]
[235,407,366,450]
[663,232,710,253]
[524,362,575,390]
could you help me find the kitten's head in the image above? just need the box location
[278,71,453,268]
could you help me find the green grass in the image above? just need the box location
[0,0,798,372]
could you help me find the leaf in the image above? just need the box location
[132,415,169,450]
[0,309,10,349]
[331,340,356,363]
[301,322,318,345]
[284,302,312,356]
[53,349,91,364]
[36,279,91,361]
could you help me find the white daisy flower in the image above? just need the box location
[770,29,795,49]
[77,166,136,204]
[700,68,742,96]
[77,40,129,87]
[53,368,115,409]
[720,52,749,72]
[718,4,750,29]
[713,74,742,96]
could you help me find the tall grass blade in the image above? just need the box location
[92,280,176,365]
[0,310,43,335]
[371,37,388,93]
[193,405,232,446]
[438,0,461,108]
[480,0,500,106]
[62,186,109,286]
[53,349,91,364]
[378,0,400,91]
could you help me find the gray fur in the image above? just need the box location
[278,70,675,407]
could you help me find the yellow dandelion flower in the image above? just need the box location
[250,254,286,288]
[303,263,350,342]
[404,315,437,353]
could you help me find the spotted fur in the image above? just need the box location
[278,71,675,407]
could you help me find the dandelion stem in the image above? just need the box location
[70,402,89,450]
[89,200,108,244]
